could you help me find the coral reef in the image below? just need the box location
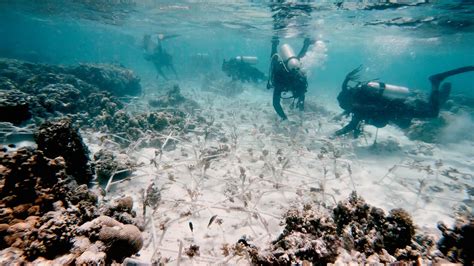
[0,58,138,126]
[0,89,31,124]
[248,206,340,265]
[0,145,143,263]
[34,119,93,184]
[0,147,96,260]
[148,85,200,112]
[67,63,141,96]
[333,192,417,257]
[93,109,189,144]
[244,192,429,265]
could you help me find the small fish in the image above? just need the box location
[189,221,193,232]
[208,215,217,228]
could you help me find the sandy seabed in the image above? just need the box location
[83,80,473,265]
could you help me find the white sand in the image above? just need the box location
[84,82,473,265]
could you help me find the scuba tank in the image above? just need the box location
[367,81,410,99]
[235,56,258,65]
[278,44,301,71]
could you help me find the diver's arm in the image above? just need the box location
[297,38,313,59]
[335,115,361,136]
[271,36,279,56]
[429,66,474,91]
[267,36,280,89]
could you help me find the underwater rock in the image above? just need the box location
[201,76,244,97]
[77,215,143,262]
[93,149,137,186]
[67,63,141,96]
[34,119,93,184]
[99,196,139,226]
[0,89,32,124]
[148,84,200,111]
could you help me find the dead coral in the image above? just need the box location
[248,206,340,265]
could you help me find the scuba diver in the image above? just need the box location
[267,0,315,120]
[335,65,474,138]
[222,56,267,83]
[143,34,178,80]
[267,37,314,120]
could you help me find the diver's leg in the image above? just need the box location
[169,64,179,79]
[273,87,287,120]
[429,66,474,90]
[157,68,168,80]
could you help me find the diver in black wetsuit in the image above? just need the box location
[143,34,178,80]
[335,65,474,137]
[267,1,314,120]
[267,37,313,120]
[222,56,267,83]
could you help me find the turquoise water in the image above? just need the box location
[1,1,473,96]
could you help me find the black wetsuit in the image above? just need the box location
[267,38,311,120]
[336,66,474,137]
[144,41,178,80]
[221,58,266,83]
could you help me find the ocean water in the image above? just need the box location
[0,0,473,264]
